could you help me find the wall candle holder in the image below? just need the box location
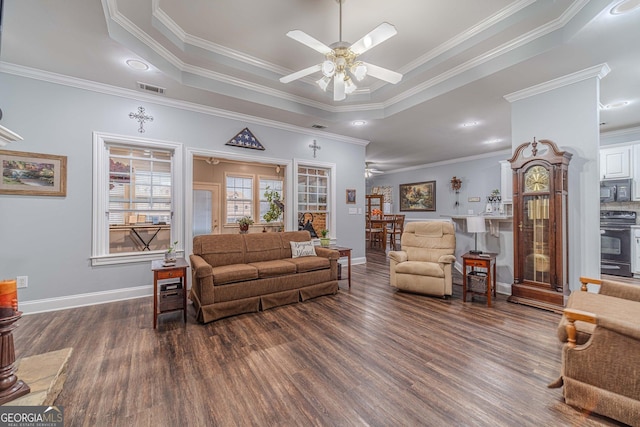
[0,279,30,404]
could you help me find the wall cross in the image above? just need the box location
[129,106,154,133]
[309,140,321,158]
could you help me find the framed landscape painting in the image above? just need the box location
[0,150,67,196]
[399,181,436,211]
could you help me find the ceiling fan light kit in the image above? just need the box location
[280,0,403,101]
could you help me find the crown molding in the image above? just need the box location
[103,0,601,118]
[503,63,611,103]
[601,126,640,139]
[382,149,512,175]
[0,62,369,146]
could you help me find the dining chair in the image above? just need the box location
[389,214,405,250]
[366,214,384,248]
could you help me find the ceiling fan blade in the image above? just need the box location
[362,62,403,84]
[280,63,322,84]
[350,22,397,55]
[286,30,333,55]
[334,73,346,101]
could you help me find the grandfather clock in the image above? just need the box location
[508,138,572,312]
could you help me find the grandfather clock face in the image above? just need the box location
[524,165,550,192]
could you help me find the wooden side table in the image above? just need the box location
[151,258,189,328]
[462,252,497,307]
[329,246,352,289]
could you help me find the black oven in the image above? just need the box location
[601,210,635,277]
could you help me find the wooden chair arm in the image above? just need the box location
[579,276,602,292]
[564,308,597,348]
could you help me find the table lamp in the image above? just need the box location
[466,216,486,254]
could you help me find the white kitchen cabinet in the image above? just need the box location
[600,145,632,180]
[632,226,640,276]
[632,145,640,200]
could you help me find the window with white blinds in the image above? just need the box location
[91,132,183,266]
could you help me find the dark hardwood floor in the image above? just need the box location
[13,249,626,426]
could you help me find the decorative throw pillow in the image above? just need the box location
[290,241,316,258]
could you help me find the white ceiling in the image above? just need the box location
[2,0,639,172]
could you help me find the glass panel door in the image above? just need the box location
[522,194,550,284]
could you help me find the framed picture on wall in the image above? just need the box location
[0,149,67,196]
[399,181,436,211]
[346,188,356,204]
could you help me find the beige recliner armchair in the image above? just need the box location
[389,221,456,297]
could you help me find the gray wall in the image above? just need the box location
[0,71,366,312]
[510,77,601,291]
[366,151,514,287]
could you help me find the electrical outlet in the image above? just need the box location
[16,276,28,288]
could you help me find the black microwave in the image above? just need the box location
[600,179,632,203]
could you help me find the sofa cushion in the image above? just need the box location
[290,241,316,258]
[285,256,330,273]
[212,264,258,285]
[395,260,444,278]
[244,233,283,263]
[248,260,297,278]
[193,234,245,267]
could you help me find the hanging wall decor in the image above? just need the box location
[225,128,265,150]
[309,140,321,158]
[129,106,153,133]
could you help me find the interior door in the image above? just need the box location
[193,182,220,236]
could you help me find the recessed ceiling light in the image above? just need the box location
[610,0,640,14]
[352,120,367,126]
[484,138,501,144]
[461,121,479,128]
[126,59,150,71]
[603,101,630,109]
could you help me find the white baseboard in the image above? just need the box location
[20,285,153,315]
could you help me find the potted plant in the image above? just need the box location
[237,216,254,233]
[319,229,330,247]
[263,186,284,231]
[165,240,178,262]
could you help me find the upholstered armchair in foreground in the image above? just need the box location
[388,221,456,297]
[549,276,640,426]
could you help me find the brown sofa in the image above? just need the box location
[189,230,339,323]
[549,276,640,426]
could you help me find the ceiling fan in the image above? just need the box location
[365,162,384,178]
[279,0,403,101]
